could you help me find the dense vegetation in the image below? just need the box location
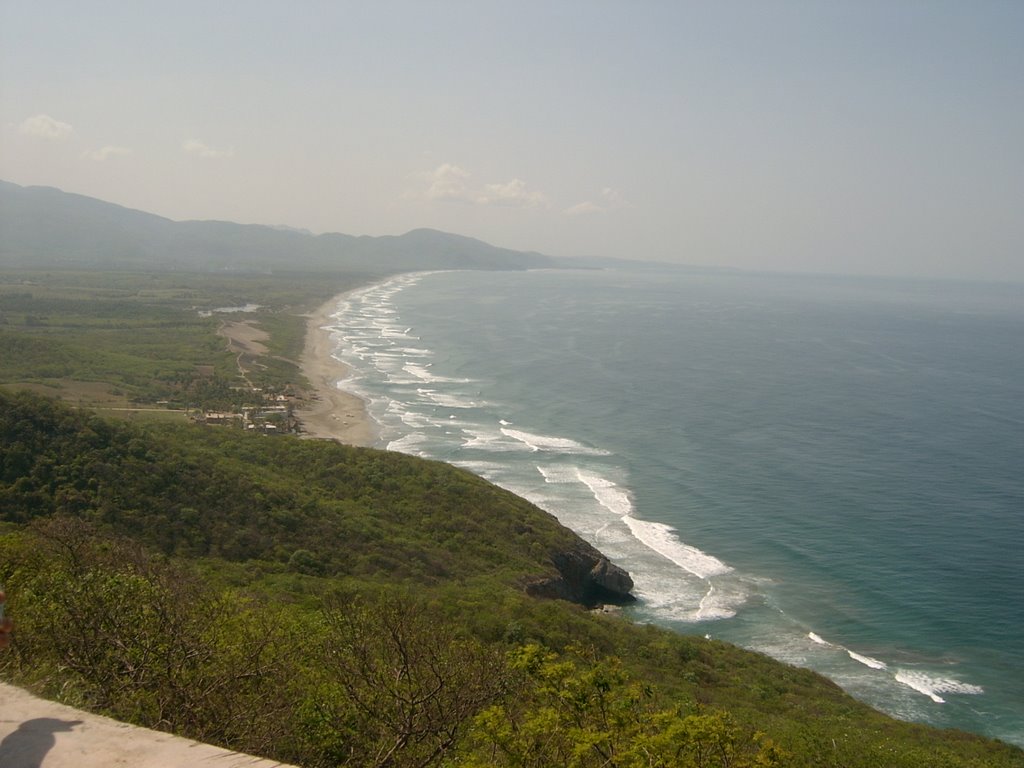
[0,389,589,587]
[1,391,1021,767]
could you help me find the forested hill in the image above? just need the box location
[0,180,553,273]
[2,391,1024,767]
[0,390,627,603]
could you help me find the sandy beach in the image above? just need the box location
[294,293,379,447]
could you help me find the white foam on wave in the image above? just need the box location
[337,323,382,335]
[347,340,389,353]
[628,565,748,623]
[387,432,430,455]
[397,409,458,431]
[342,273,427,319]
[534,465,742,619]
[369,353,408,368]
[403,363,472,384]
[620,516,733,579]
[399,411,433,428]
[697,583,739,620]
[576,469,634,517]
[535,465,634,517]
[537,465,581,484]
[894,671,983,704]
[629,577,709,622]
[500,428,610,455]
[461,427,519,452]
[848,650,888,670]
[807,632,887,669]
[416,388,484,409]
[384,374,421,386]
[379,326,417,340]
[404,364,437,381]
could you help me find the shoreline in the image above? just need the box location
[294,292,379,448]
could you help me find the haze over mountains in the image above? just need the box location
[0,180,554,274]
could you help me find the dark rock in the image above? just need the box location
[589,557,634,596]
[525,543,635,606]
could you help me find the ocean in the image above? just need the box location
[323,266,1024,746]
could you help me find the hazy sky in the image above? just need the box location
[2,1,1022,280]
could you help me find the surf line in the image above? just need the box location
[808,632,887,670]
[558,463,744,620]
[807,632,984,703]
[697,582,720,621]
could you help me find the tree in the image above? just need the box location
[315,592,508,767]
[0,518,304,759]
[463,644,787,768]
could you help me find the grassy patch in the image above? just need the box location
[0,269,365,410]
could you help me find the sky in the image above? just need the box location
[1,1,1022,281]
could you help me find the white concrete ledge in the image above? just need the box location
[0,683,298,768]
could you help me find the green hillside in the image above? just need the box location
[1,391,1021,767]
[0,390,628,601]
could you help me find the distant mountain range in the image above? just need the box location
[0,180,555,274]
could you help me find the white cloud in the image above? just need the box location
[564,200,604,216]
[182,139,234,159]
[415,164,547,208]
[424,163,474,202]
[84,145,133,161]
[600,187,629,207]
[564,187,631,216]
[19,114,74,140]
[478,178,547,208]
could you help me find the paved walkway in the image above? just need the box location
[0,683,298,768]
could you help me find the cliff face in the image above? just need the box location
[526,542,635,606]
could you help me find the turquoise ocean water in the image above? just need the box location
[324,266,1024,746]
